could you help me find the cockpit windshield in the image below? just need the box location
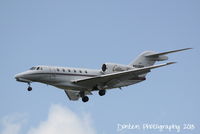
[30,67,36,70]
[30,66,43,70]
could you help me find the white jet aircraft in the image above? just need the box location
[15,48,191,102]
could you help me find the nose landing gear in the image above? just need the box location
[27,83,32,91]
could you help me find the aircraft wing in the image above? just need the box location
[145,48,192,57]
[64,90,80,101]
[72,62,176,88]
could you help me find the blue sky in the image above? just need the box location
[0,0,199,134]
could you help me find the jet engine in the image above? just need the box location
[101,63,132,73]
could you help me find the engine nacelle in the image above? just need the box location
[101,63,132,73]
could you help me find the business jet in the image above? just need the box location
[15,48,191,102]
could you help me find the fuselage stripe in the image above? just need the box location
[29,72,98,77]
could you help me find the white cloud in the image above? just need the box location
[0,104,96,134]
[0,114,26,134]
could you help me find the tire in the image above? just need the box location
[99,90,106,96]
[27,87,32,91]
[82,96,89,102]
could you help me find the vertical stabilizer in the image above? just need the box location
[129,51,157,68]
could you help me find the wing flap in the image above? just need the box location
[72,62,176,87]
[64,90,80,101]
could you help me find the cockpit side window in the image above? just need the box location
[37,67,40,70]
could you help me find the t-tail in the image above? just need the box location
[129,48,192,76]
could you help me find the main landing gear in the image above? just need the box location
[81,89,106,103]
[27,83,32,91]
[99,90,106,96]
[82,96,89,102]
[80,91,89,103]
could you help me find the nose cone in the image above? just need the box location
[15,72,24,81]
[15,73,22,79]
[14,72,31,83]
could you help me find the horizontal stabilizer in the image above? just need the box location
[145,48,192,57]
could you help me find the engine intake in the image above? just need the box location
[102,64,107,72]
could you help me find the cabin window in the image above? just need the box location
[79,70,82,73]
[68,69,71,72]
[40,67,43,70]
[85,70,87,73]
[63,69,65,72]
[74,70,76,73]
[57,68,59,72]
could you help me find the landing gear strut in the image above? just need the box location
[99,90,106,96]
[27,83,32,91]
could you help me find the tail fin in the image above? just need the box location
[129,48,192,68]
[129,51,157,68]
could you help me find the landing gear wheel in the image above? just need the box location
[82,96,89,102]
[27,86,32,91]
[99,90,106,96]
